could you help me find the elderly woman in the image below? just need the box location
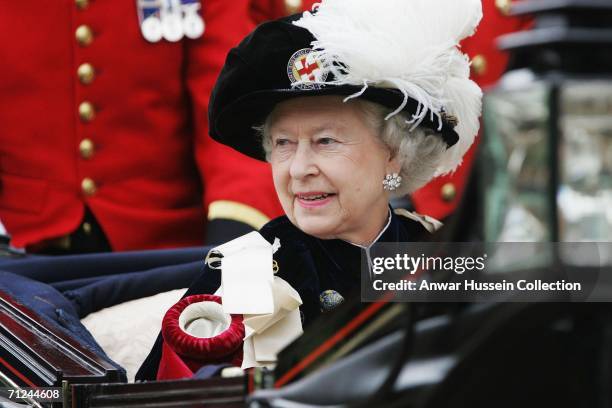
[137,0,482,380]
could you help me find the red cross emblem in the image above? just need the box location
[296,56,320,81]
[287,48,328,88]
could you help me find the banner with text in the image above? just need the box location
[361,243,612,302]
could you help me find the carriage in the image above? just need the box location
[0,246,607,407]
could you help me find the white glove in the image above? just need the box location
[0,218,7,236]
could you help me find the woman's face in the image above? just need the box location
[269,96,400,245]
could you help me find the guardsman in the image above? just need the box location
[0,0,283,253]
[253,0,530,221]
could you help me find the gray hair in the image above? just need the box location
[256,99,448,196]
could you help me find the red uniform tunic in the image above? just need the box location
[250,0,314,23]
[254,0,529,220]
[0,0,283,251]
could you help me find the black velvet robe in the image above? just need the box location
[136,210,429,380]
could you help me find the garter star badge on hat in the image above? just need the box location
[287,48,329,89]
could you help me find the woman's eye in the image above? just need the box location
[317,137,337,145]
[274,138,291,147]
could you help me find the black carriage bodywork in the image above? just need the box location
[0,289,245,408]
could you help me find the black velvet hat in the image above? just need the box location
[208,15,461,162]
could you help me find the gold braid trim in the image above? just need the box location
[207,200,270,230]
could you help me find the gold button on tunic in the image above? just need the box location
[78,101,95,122]
[75,0,90,10]
[79,139,95,159]
[81,178,97,196]
[77,63,95,85]
[441,183,457,202]
[495,0,512,16]
[471,54,487,76]
[284,0,303,14]
[75,25,94,46]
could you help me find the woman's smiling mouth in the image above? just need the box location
[295,192,336,208]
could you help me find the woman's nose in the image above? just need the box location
[289,141,318,180]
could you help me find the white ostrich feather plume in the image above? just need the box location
[294,0,483,175]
